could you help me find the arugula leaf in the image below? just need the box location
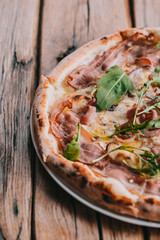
[153,41,160,54]
[106,119,160,138]
[133,83,149,125]
[151,65,160,85]
[145,119,160,129]
[63,123,81,161]
[155,41,160,48]
[132,66,160,124]
[92,145,160,177]
[96,65,134,112]
[137,99,160,115]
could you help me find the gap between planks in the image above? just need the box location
[31,0,44,239]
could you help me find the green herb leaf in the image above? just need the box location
[63,123,81,161]
[133,83,149,125]
[137,99,160,115]
[151,65,160,85]
[145,119,160,129]
[153,41,160,54]
[93,145,160,177]
[155,41,160,48]
[96,65,134,112]
[104,118,160,139]
[132,66,160,124]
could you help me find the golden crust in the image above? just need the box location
[32,27,160,222]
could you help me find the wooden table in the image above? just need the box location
[1,0,160,239]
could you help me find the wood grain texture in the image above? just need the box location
[134,0,160,27]
[40,0,131,75]
[0,0,40,239]
[34,162,99,240]
[100,216,143,240]
[34,2,99,238]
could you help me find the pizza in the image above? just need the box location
[32,28,160,221]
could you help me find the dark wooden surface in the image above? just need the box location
[1,0,160,239]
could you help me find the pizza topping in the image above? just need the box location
[145,180,160,195]
[153,41,160,54]
[51,109,80,147]
[151,145,160,155]
[135,57,152,67]
[106,116,160,139]
[93,145,160,178]
[63,125,106,163]
[114,133,136,143]
[68,52,110,89]
[67,32,157,90]
[96,65,134,112]
[151,65,160,86]
[63,123,81,161]
[137,98,160,115]
[78,128,106,164]
[136,108,160,136]
[128,67,148,87]
[98,32,148,71]
[80,105,96,125]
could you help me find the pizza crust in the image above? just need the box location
[32,27,160,222]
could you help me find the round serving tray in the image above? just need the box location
[30,108,160,228]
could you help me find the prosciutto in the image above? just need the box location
[78,128,106,164]
[126,106,160,138]
[51,109,106,163]
[67,32,157,89]
[68,51,111,89]
[51,97,97,151]
[136,50,160,67]
[136,109,160,137]
[51,107,80,147]
[80,105,96,125]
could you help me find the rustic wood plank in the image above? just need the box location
[34,0,144,239]
[34,161,99,240]
[100,216,143,240]
[0,0,40,239]
[134,0,160,238]
[41,0,131,75]
[134,0,160,27]
[35,1,100,237]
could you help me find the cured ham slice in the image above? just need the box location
[151,146,160,155]
[67,32,155,89]
[51,108,80,147]
[80,105,96,125]
[68,51,110,89]
[126,106,160,138]
[51,108,106,163]
[136,109,160,137]
[78,127,106,164]
[51,96,96,150]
